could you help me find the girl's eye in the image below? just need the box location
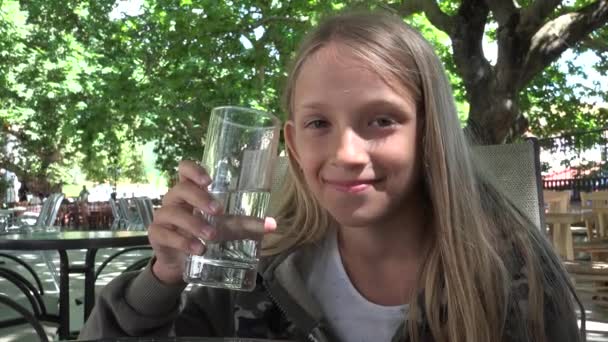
[304,119,329,129]
[370,117,397,127]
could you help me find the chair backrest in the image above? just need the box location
[143,197,154,222]
[117,198,133,222]
[45,193,64,227]
[33,193,64,227]
[109,200,120,220]
[268,139,544,230]
[268,157,289,214]
[581,192,591,210]
[543,190,571,212]
[471,139,544,230]
[33,194,54,227]
[584,191,608,209]
[134,197,154,228]
[0,293,49,342]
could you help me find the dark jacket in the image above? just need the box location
[79,241,582,341]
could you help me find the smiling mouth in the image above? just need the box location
[323,178,383,193]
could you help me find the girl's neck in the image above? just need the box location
[335,196,430,306]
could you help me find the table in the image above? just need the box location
[0,207,27,216]
[0,208,26,225]
[0,230,149,339]
[0,206,27,211]
[75,338,289,342]
[545,210,594,260]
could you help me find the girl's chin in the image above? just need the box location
[329,211,386,228]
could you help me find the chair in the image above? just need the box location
[0,257,59,335]
[109,200,125,230]
[11,193,65,231]
[580,192,598,239]
[0,294,49,342]
[133,197,154,229]
[542,190,575,252]
[584,191,608,238]
[35,194,64,290]
[268,156,289,214]
[118,198,143,230]
[562,192,608,305]
[5,193,65,291]
[0,197,66,333]
[470,138,544,230]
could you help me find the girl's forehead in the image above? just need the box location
[295,42,384,94]
[293,42,416,109]
[306,42,368,70]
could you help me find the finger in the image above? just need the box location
[154,206,216,240]
[214,216,277,241]
[149,223,206,255]
[178,160,212,187]
[161,181,223,215]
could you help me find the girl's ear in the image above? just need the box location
[284,120,301,164]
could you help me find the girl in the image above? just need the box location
[80,11,583,342]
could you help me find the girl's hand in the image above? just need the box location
[148,160,277,285]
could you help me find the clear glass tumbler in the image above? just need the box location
[183,106,280,291]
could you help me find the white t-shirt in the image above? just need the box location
[305,230,408,342]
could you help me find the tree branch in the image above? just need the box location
[579,36,608,52]
[450,0,493,86]
[520,0,608,87]
[519,0,562,36]
[485,0,518,27]
[391,0,455,34]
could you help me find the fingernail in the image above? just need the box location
[264,217,277,232]
[189,240,205,255]
[201,226,216,240]
[200,175,211,186]
[208,200,221,213]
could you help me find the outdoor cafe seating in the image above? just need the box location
[535,186,608,310]
[0,196,155,340]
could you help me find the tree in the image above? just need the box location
[0,0,149,190]
[387,0,608,143]
[0,0,81,191]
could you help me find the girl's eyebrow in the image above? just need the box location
[357,99,415,117]
[298,98,406,110]
[295,97,415,118]
[296,101,328,111]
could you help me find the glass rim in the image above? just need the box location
[211,106,281,129]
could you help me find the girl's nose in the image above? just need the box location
[331,128,369,167]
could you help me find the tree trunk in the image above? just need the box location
[465,89,523,145]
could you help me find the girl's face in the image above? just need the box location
[285,43,423,228]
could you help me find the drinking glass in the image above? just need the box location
[183,106,280,291]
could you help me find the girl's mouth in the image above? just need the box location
[323,178,383,193]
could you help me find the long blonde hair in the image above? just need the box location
[264,11,580,342]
